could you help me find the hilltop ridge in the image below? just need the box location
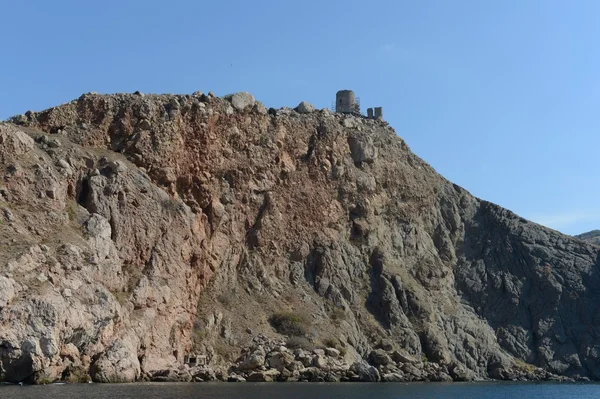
[576,230,600,246]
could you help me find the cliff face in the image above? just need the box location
[1,92,599,383]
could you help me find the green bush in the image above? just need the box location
[269,312,309,336]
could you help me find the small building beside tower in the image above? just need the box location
[334,90,383,120]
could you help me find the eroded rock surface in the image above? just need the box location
[0,91,599,383]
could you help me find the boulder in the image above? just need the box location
[382,372,406,382]
[246,369,280,382]
[238,346,266,371]
[0,127,34,155]
[300,367,324,381]
[313,355,328,369]
[229,92,255,111]
[191,366,217,381]
[449,362,474,382]
[227,373,246,382]
[325,347,341,358]
[391,350,416,364]
[267,351,295,371]
[296,101,315,114]
[369,349,392,366]
[91,339,141,383]
[351,361,380,382]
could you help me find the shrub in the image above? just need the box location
[269,312,309,337]
[217,293,233,307]
[330,307,346,326]
[322,337,348,357]
[286,336,315,351]
[66,367,92,383]
[323,337,340,348]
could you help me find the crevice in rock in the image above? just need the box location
[245,193,270,249]
[76,176,90,208]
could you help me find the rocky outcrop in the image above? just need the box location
[1,91,599,384]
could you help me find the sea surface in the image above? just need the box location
[1,381,600,399]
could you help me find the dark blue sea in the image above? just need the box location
[2,381,599,398]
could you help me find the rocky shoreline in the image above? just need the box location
[143,335,581,384]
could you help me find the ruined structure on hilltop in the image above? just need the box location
[335,89,383,120]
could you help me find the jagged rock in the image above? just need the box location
[324,372,341,382]
[377,339,394,351]
[313,355,328,369]
[267,351,295,371]
[227,373,246,382]
[191,366,217,381]
[254,102,268,115]
[391,350,415,364]
[351,361,380,382]
[401,363,424,380]
[47,138,61,148]
[325,348,340,358]
[246,369,280,382]
[108,160,127,174]
[382,372,405,382]
[300,367,324,381]
[238,346,266,371]
[448,363,474,382]
[348,134,377,164]
[0,127,34,155]
[0,276,16,308]
[369,349,392,366]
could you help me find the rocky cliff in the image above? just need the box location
[1,91,599,383]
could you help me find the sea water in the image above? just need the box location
[2,381,599,399]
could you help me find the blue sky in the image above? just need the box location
[1,1,599,235]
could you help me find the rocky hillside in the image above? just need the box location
[576,230,600,246]
[0,91,599,384]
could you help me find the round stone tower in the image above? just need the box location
[336,90,356,113]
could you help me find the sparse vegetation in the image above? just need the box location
[36,376,56,385]
[217,292,233,307]
[323,337,340,348]
[286,336,315,351]
[514,358,536,373]
[65,367,92,383]
[258,134,269,146]
[322,337,348,356]
[214,341,235,362]
[66,201,77,222]
[330,307,347,327]
[269,311,309,336]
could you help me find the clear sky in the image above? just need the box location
[1,1,599,235]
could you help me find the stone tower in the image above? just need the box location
[335,90,356,113]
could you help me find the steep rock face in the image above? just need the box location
[0,122,205,383]
[1,91,599,382]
